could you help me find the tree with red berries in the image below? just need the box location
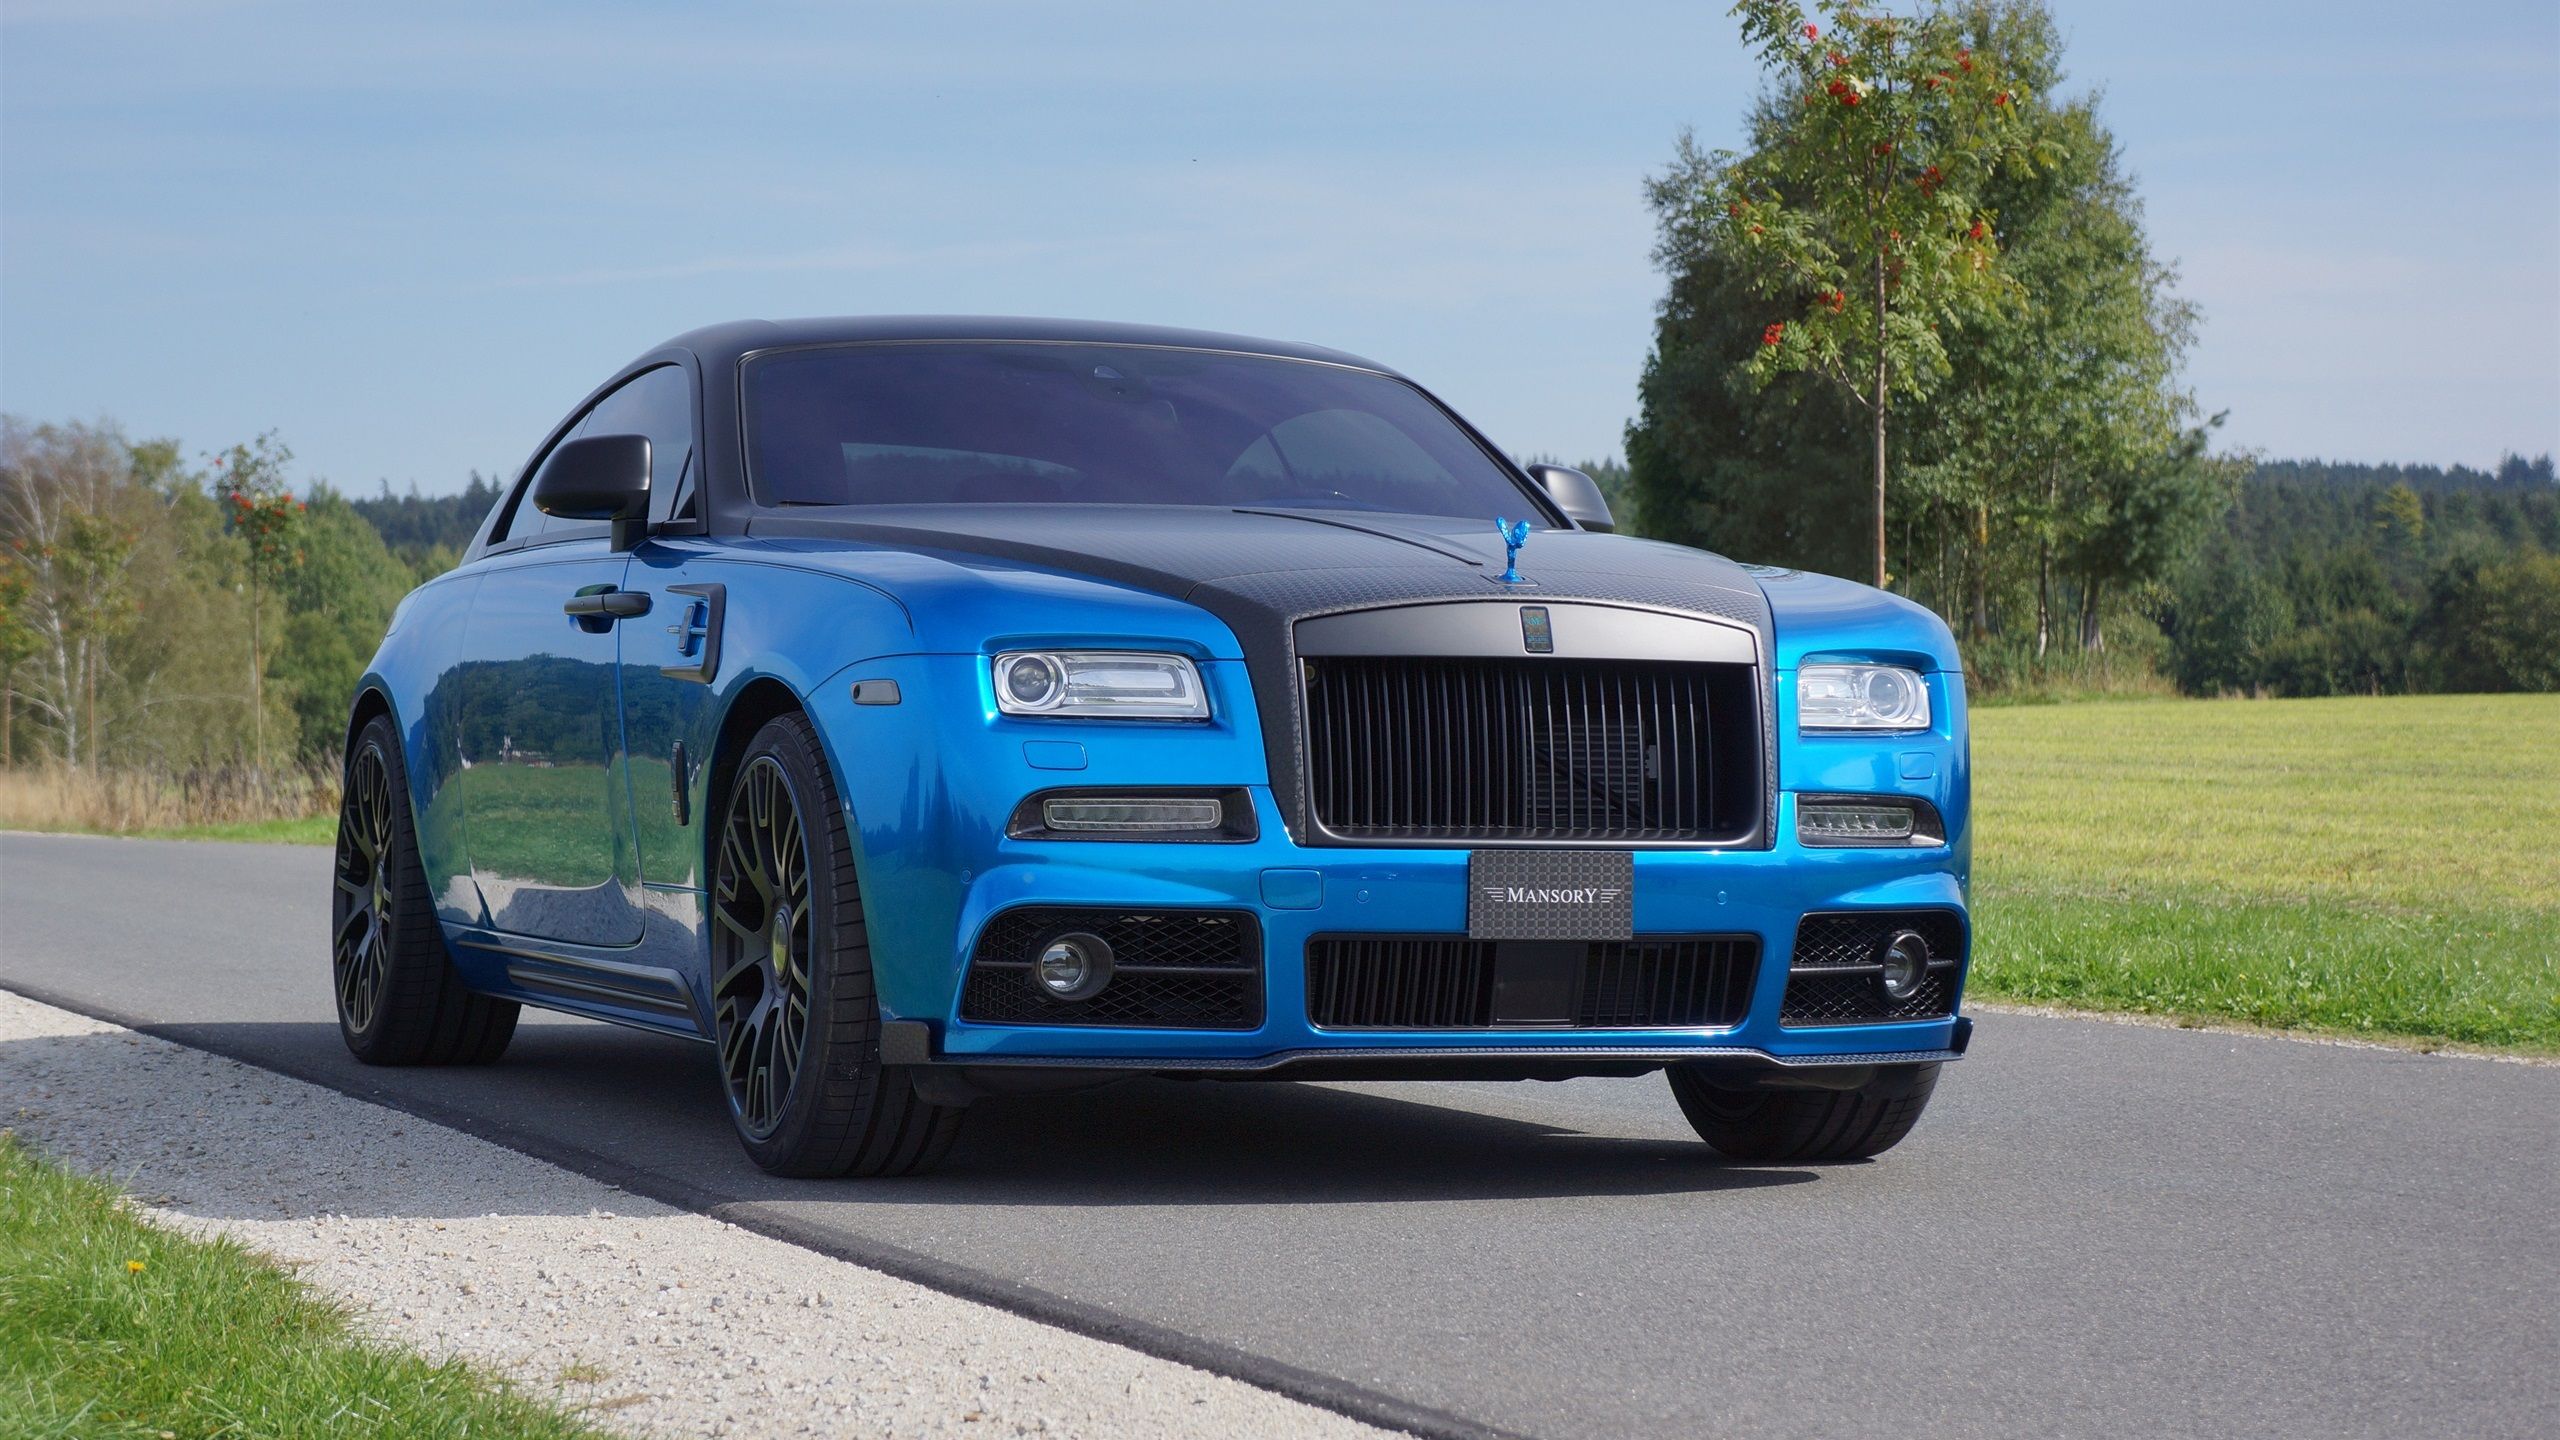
[1689,0,2045,588]
[211,431,304,767]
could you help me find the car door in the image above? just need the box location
[451,366,692,948]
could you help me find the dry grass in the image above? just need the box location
[0,763,338,841]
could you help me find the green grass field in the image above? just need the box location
[1970,693,2560,1052]
[0,1133,607,1440]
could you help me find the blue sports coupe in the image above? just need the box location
[334,317,1971,1176]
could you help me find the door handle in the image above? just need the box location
[564,587,652,619]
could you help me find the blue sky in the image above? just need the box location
[4,1,2554,496]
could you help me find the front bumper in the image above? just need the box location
[812,655,1971,1072]
[922,790,1968,1065]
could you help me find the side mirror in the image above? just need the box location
[533,433,652,550]
[1526,463,1616,533]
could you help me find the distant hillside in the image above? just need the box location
[2164,452,2558,696]
[2248,453,2555,494]
[2227,454,2559,564]
[348,473,503,572]
[335,455,2556,661]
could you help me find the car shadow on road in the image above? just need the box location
[937,1079,1819,1206]
[2,1020,1817,1215]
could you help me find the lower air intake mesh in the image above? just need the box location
[963,907,1262,1029]
[1779,910,1967,1027]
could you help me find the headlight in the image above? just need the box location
[1798,664,1931,732]
[992,651,1209,719]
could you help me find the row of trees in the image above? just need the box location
[0,417,424,770]
[6,401,2549,781]
[1628,0,2238,662]
[2165,461,2560,695]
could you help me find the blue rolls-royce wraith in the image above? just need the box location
[333,316,1971,1176]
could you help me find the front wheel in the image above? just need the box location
[708,713,964,1177]
[1667,1062,1940,1163]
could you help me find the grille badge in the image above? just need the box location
[1520,606,1554,653]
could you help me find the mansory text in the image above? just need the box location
[333,317,1972,1176]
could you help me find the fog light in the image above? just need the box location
[1878,930,1930,1002]
[1041,797,1224,833]
[1798,795,1943,847]
[1034,932,1114,1002]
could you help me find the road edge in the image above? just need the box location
[0,975,1519,1440]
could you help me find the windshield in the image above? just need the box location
[742,342,1540,518]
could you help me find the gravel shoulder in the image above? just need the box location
[0,991,1391,1440]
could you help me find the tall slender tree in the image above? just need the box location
[209,432,303,768]
[0,419,149,768]
[1689,0,2045,587]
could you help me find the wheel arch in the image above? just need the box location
[343,683,398,768]
[702,675,813,842]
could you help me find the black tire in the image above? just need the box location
[1667,1062,1940,1163]
[333,714,519,1066]
[709,712,963,1178]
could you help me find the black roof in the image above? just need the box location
[654,315,1398,378]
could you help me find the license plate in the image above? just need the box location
[1467,850,1634,941]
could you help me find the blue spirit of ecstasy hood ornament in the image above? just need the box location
[1494,517,1531,584]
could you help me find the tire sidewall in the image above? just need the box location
[1669,1061,1941,1162]
[335,716,414,1055]
[724,718,878,1171]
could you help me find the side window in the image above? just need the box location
[582,364,695,512]
[486,472,543,547]
[496,365,696,548]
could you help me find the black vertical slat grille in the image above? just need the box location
[1301,657,1757,843]
[1578,938,1760,1028]
[1306,938,1497,1029]
[1306,936,1759,1030]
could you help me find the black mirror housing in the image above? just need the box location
[1525,463,1615,533]
[533,433,652,549]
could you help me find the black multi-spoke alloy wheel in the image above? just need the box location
[1667,1062,1940,1163]
[710,713,963,1177]
[333,714,518,1065]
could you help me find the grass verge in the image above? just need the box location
[1,814,337,846]
[0,1132,610,1440]
[0,764,336,845]
[1970,693,2560,1054]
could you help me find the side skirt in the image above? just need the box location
[454,937,709,1039]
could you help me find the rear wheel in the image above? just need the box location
[333,714,518,1065]
[709,713,963,1177]
[1667,1063,1940,1162]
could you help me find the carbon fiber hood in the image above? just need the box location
[750,504,1776,840]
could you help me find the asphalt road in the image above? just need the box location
[3,831,2554,1440]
